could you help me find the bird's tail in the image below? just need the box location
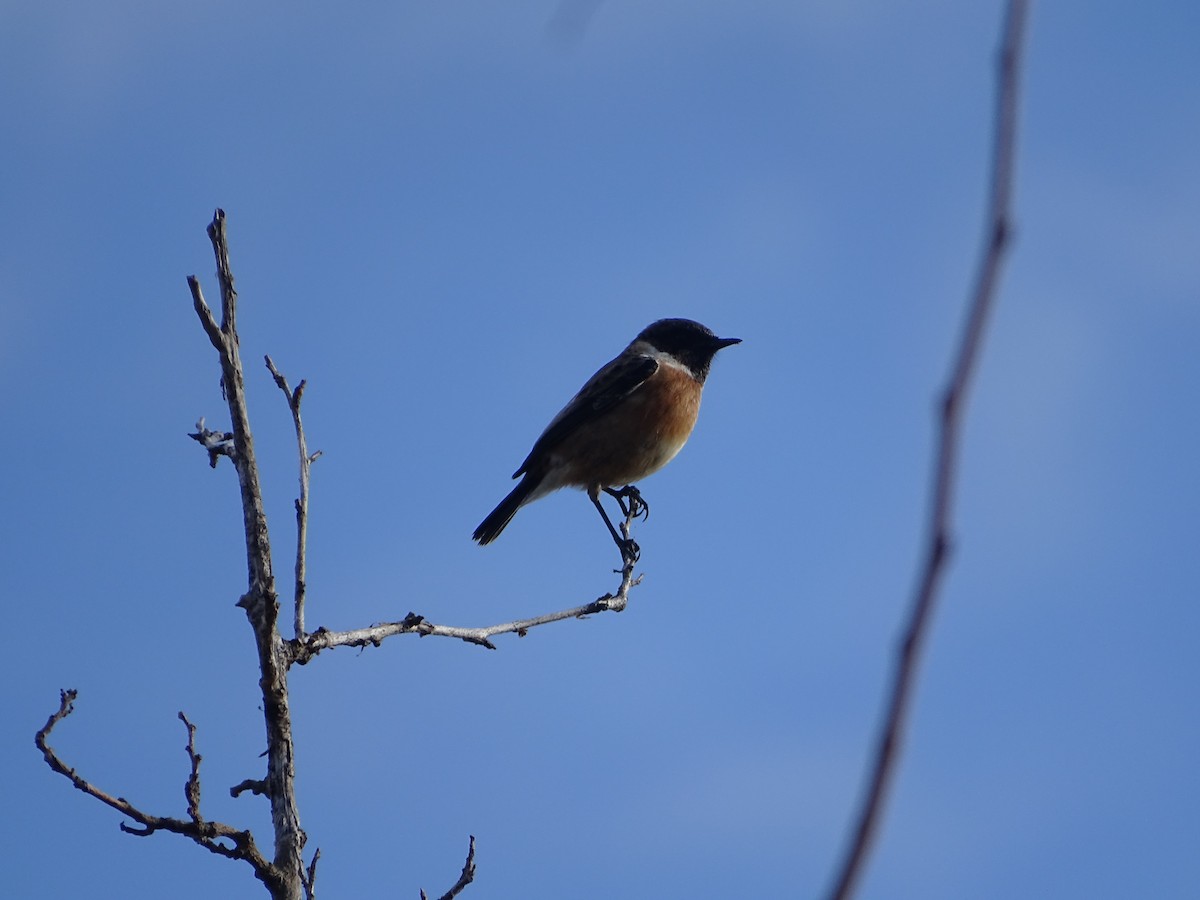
[472,475,539,545]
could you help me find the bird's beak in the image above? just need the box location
[713,336,742,349]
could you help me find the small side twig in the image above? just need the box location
[825,3,1029,898]
[420,835,476,900]
[265,354,322,640]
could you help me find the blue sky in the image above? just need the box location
[3,2,1198,898]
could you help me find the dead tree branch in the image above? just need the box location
[825,3,1030,898]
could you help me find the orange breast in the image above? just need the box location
[550,367,702,489]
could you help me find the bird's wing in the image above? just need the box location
[512,353,659,478]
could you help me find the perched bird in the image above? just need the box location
[472,318,740,559]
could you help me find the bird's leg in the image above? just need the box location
[590,486,640,565]
[603,484,649,522]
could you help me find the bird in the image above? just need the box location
[472,317,740,560]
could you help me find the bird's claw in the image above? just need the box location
[607,485,650,522]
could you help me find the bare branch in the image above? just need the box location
[265,354,321,640]
[36,691,277,886]
[292,555,641,662]
[826,3,1029,898]
[421,836,476,900]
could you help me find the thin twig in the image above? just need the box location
[826,3,1029,898]
[265,355,322,640]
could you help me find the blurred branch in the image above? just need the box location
[826,2,1030,898]
[35,690,274,882]
[265,355,323,640]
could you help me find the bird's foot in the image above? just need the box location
[605,485,649,522]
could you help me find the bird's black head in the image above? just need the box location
[636,318,741,383]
